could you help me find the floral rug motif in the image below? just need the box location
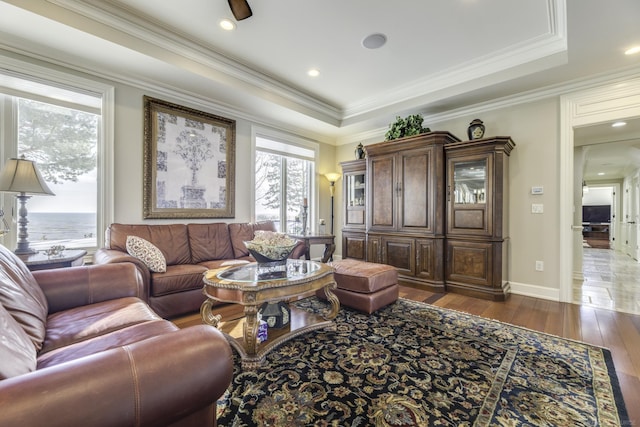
[217,297,629,426]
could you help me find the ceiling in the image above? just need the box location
[0,0,639,178]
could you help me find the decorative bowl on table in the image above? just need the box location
[244,231,298,264]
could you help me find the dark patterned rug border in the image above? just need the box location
[392,298,631,426]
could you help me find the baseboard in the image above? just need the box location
[509,281,560,301]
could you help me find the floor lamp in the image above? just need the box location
[324,173,341,236]
[0,156,55,255]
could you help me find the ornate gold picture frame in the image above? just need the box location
[143,96,235,219]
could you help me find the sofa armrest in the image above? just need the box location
[0,325,233,427]
[94,247,151,292]
[32,263,146,314]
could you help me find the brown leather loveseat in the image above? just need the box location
[0,244,233,427]
[94,220,304,319]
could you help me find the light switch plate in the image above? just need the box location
[532,203,544,214]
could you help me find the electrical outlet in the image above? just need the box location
[535,260,544,271]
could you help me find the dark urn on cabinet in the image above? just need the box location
[467,119,485,140]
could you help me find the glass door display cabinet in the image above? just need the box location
[341,159,367,260]
[444,137,515,301]
[448,156,491,236]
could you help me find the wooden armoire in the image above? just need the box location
[340,132,515,301]
[365,132,459,293]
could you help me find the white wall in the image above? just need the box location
[114,86,337,229]
[582,187,613,206]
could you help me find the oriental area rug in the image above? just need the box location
[216,297,629,426]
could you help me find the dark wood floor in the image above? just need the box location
[174,286,640,425]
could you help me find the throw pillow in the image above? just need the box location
[126,235,167,273]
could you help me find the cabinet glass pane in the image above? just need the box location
[453,159,486,204]
[347,173,366,207]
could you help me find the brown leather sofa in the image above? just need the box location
[0,244,233,427]
[94,221,305,319]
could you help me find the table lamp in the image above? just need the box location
[0,155,55,254]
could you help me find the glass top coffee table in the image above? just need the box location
[201,259,339,369]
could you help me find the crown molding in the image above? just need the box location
[0,40,338,147]
[342,0,567,120]
[35,0,569,128]
[44,0,342,123]
[337,65,640,145]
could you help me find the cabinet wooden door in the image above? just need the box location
[342,231,366,261]
[415,238,444,285]
[367,234,382,263]
[342,160,366,230]
[368,154,396,231]
[381,235,415,276]
[369,146,440,234]
[447,152,494,237]
[398,147,440,233]
[445,239,508,301]
[445,239,493,287]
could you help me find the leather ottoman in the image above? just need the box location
[317,259,399,314]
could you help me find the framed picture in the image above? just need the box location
[143,96,235,219]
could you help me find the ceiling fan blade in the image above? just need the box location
[228,0,252,21]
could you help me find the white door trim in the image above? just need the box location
[560,76,640,302]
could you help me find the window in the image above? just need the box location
[254,131,317,234]
[0,59,113,253]
[16,98,98,249]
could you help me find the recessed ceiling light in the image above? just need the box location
[612,121,627,127]
[625,46,640,55]
[307,69,320,77]
[220,19,235,31]
[598,172,605,176]
[362,33,387,49]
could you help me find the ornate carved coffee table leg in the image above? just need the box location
[322,283,340,320]
[200,299,222,327]
[243,304,259,356]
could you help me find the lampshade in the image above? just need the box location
[324,172,341,183]
[0,156,55,196]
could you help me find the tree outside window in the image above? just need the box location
[255,144,313,233]
[16,98,98,248]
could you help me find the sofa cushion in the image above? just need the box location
[41,297,161,355]
[0,246,48,351]
[150,264,208,297]
[0,303,37,379]
[126,236,167,273]
[107,223,191,266]
[188,223,234,263]
[228,223,254,258]
[37,319,178,369]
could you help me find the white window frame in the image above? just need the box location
[251,126,319,232]
[0,55,114,254]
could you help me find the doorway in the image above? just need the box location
[581,184,616,250]
[560,75,640,305]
